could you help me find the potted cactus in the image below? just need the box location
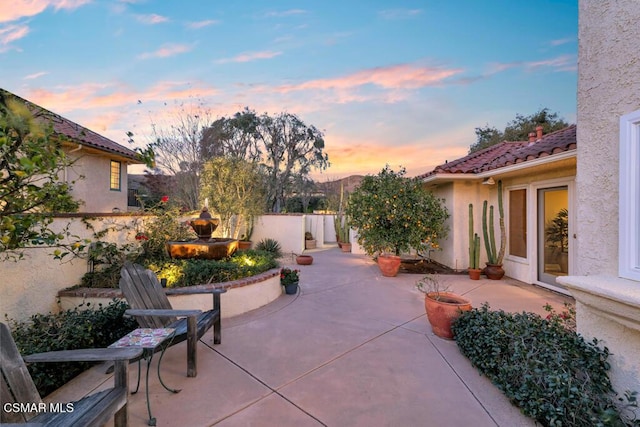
[482,180,506,280]
[468,204,482,280]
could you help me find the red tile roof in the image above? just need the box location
[419,125,576,179]
[1,88,141,162]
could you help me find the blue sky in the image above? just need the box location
[1,0,578,179]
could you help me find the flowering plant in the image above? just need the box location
[280,267,300,286]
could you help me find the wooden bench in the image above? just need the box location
[1,322,142,427]
[119,262,226,377]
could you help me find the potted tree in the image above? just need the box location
[416,275,472,339]
[280,267,300,295]
[346,165,449,277]
[545,208,569,273]
[482,180,506,280]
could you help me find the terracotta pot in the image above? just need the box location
[377,254,401,277]
[484,263,505,280]
[468,268,481,280]
[341,242,352,253]
[305,239,316,250]
[296,255,313,265]
[424,292,472,339]
[238,240,252,250]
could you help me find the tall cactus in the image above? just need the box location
[482,180,505,265]
[469,204,481,269]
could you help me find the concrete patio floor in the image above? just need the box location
[47,247,572,426]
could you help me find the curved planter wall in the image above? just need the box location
[58,269,282,319]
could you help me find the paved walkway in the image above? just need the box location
[48,248,572,426]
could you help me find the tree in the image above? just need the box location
[200,108,262,162]
[469,108,570,153]
[346,165,449,256]
[200,157,267,238]
[149,101,215,210]
[258,112,329,212]
[0,91,80,257]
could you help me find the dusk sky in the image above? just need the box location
[1,0,578,180]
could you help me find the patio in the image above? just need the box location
[45,247,572,426]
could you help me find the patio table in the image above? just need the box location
[109,328,179,426]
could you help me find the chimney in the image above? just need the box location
[536,125,543,140]
[528,132,536,143]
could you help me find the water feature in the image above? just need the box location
[166,207,238,260]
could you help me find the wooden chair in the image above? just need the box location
[1,322,142,427]
[119,262,226,378]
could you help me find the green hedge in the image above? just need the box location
[452,304,638,426]
[7,300,137,397]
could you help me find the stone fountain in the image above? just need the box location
[166,207,238,260]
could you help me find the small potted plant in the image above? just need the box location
[416,274,472,340]
[305,231,316,250]
[280,267,300,295]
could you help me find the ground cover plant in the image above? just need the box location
[452,304,638,426]
[7,300,137,397]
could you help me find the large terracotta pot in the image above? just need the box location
[484,263,505,280]
[424,292,472,339]
[341,242,352,253]
[377,254,401,277]
[296,255,313,265]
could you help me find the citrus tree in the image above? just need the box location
[346,165,449,256]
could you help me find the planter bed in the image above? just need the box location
[58,269,282,319]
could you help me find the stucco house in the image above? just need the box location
[1,88,142,213]
[419,125,577,295]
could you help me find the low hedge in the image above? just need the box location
[7,300,137,397]
[452,304,638,426]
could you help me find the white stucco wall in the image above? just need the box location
[563,0,640,403]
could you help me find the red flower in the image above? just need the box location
[161,196,169,203]
[135,233,149,241]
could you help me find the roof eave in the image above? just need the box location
[421,149,577,184]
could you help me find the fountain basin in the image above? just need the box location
[167,238,238,260]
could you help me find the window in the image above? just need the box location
[619,109,640,281]
[509,189,527,258]
[110,160,121,191]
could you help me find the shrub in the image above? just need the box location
[453,304,638,426]
[78,250,277,288]
[146,250,278,288]
[7,300,137,397]
[255,238,283,258]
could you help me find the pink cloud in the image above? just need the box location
[217,50,283,64]
[136,13,169,24]
[0,0,90,23]
[276,64,461,93]
[0,24,29,46]
[138,43,193,59]
[187,19,219,29]
[24,71,48,80]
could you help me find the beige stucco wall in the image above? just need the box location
[1,216,138,321]
[66,151,131,213]
[1,214,335,322]
[560,0,640,404]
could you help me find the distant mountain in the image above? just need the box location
[314,175,364,194]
